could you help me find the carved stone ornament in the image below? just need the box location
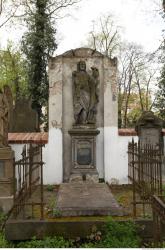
[72,60,99,125]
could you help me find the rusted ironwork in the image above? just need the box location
[152,195,165,247]
[12,143,45,220]
[128,139,163,218]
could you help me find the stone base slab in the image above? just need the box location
[69,173,99,183]
[5,219,154,241]
[56,183,123,217]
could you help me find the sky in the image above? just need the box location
[0,0,164,55]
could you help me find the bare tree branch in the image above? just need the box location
[48,0,80,17]
[0,0,2,15]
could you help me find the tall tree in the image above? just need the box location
[22,0,80,129]
[22,0,57,127]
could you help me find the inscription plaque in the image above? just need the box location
[77,148,91,165]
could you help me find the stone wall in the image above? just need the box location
[9,134,137,185]
[9,133,165,185]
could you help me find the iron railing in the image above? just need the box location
[152,195,165,247]
[128,139,163,217]
[12,143,45,220]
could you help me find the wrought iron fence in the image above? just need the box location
[152,195,165,247]
[128,139,163,217]
[12,143,45,220]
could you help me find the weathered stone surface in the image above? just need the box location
[135,111,163,146]
[0,147,14,212]
[12,98,38,132]
[72,60,99,125]
[69,128,99,176]
[5,218,154,241]
[69,173,99,183]
[56,183,123,216]
[48,47,118,182]
[0,196,13,213]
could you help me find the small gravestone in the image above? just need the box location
[0,86,14,212]
[12,98,38,132]
[135,111,163,147]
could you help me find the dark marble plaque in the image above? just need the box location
[77,148,91,165]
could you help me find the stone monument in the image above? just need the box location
[48,48,118,183]
[68,60,100,182]
[0,86,14,212]
[49,48,123,216]
[135,111,163,147]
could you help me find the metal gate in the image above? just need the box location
[12,143,45,219]
[128,139,163,217]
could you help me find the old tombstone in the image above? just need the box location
[135,111,163,147]
[0,86,15,212]
[48,48,123,216]
[12,98,38,132]
[48,48,118,183]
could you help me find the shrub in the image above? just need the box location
[46,185,54,192]
[0,232,13,248]
[16,236,73,248]
[81,218,140,248]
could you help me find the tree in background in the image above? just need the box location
[84,13,159,128]
[85,13,121,58]
[154,0,165,120]
[22,0,80,129]
[0,0,80,130]
[0,42,28,99]
[118,42,158,128]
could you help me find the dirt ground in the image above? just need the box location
[109,184,152,219]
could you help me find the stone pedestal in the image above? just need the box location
[0,147,14,212]
[69,126,100,182]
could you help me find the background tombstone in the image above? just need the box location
[12,98,38,132]
[135,111,164,147]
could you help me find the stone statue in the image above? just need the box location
[0,88,9,147]
[72,60,99,125]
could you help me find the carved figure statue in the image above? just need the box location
[72,60,99,124]
[0,88,9,147]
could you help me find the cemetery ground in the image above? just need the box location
[0,183,157,248]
